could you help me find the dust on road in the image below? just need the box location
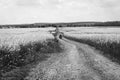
[25,38,120,80]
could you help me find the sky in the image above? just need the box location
[0,0,120,24]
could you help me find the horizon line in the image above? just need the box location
[0,20,120,25]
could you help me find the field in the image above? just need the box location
[1,27,120,80]
[0,28,63,80]
[62,27,120,64]
[62,27,120,42]
[0,28,55,50]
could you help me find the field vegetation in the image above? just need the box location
[63,27,120,64]
[0,28,63,80]
[0,28,54,49]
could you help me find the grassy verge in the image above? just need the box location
[64,36,120,64]
[0,39,63,80]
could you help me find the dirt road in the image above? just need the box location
[25,38,120,80]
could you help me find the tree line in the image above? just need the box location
[0,21,120,28]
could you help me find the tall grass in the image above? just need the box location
[64,36,120,64]
[0,39,63,80]
[0,29,54,49]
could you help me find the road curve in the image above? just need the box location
[25,38,120,80]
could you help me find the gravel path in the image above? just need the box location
[25,38,120,80]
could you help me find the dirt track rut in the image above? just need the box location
[25,38,120,80]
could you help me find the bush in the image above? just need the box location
[0,39,63,80]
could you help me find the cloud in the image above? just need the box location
[0,0,120,24]
[99,0,120,8]
[16,0,61,8]
[16,0,41,6]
